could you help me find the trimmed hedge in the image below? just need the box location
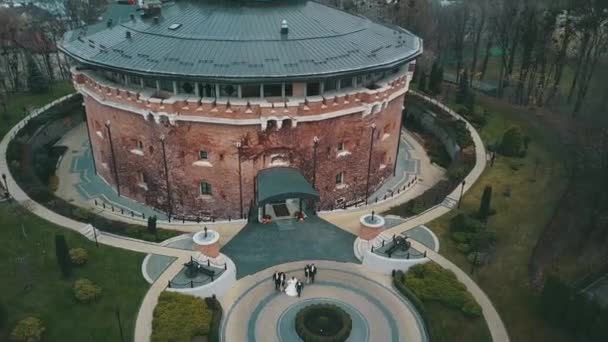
[151,292,212,342]
[295,304,352,342]
[393,270,433,340]
[401,263,482,317]
[9,317,45,342]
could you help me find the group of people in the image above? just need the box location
[272,264,318,298]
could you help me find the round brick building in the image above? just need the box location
[59,0,422,221]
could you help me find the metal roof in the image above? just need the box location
[256,167,319,205]
[59,0,423,82]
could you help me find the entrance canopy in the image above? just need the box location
[256,167,319,205]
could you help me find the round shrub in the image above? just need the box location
[10,317,45,342]
[69,248,88,266]
[295,304,352,342]
[74,278,102,303]
[500,126,524,157]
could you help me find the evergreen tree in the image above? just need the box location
[465,90,476,115]
[147,215,157,234]
[455,68,470,104]
[479,185,492,221]
[429,60,443,96]
[26,55,49,94]
[418,71,428,93]
[54,234,72,278]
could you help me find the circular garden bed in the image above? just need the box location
[295,303,352,342]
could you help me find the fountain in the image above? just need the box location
[192,227,220,258]
[358,211,386,240]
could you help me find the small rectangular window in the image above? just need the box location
[284,83,293,97]
[143,78,156,89]
[139,171,148,184]
[219,84,237,97]
[336,172,345,185]
[338,142,345,151]
[137,140,144,149]
[199,150,208,160]
[159,79,173,92]
[241,84,260,98]
[307,82,320,96]
[340,77,353,89]
[200,83,216,97]
[324,79,337,92]
[263,84,282,97]
[200,182,212,195]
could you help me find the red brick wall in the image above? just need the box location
[82,92,406,219]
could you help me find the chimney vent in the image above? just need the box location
[130,14,135,21]
[280,19,288,35]
[153,16,159,24]
[126,31,132,39]
[106,18,113,27]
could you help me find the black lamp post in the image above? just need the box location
[105,120,121,196]
[458,179,466,208]
[365,123,377,204]
[236,140,243,218]
[312,136,319,189]
[160,134,173,220]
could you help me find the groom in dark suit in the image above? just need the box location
[296,280,304,298]
[310,264,317,283]
[273,271,280,291]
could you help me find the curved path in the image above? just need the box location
[0,92,509,342]
[219,260,427,342]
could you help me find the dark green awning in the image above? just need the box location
[256,167,319,205]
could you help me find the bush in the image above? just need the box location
[449,213,484,234]
[295,304,352,342]
[152,292,212,342]
[451,231,471,244]
[500,126,524,157]
[401,263,482,317]
[74,278,102,303]
[0,302,6,328]
[9,317,45,342]
[69,248,88,266]
[456,243,471,253]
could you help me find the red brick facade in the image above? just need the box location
[77,71,410,220]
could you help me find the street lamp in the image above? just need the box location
[365,123,377,204]
[312,136,319,189]
[105,120,121,196]
[236,140,243,218]
[457,180,466,208]
[160,134,173,221]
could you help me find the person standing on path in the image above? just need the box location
[310,264,317,283]
[296,280,303,298]
[273,271,280,291]
[304,265,310,284]
[279,272,286,291]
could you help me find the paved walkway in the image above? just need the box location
[219,260,427,342]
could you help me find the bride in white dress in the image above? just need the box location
[285,277,298,297]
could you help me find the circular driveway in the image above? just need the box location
[219,261,428,342]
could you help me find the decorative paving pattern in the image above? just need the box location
[220,262,428,342]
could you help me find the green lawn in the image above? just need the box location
[0,202,149,341]
[426,94,570,342]
[0,81,74,137]
[1,84,149,341]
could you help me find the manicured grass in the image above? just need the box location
[426,94,570,342]
[425,302,492,342]
[0,81,74,138]
[0,202,149,341]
